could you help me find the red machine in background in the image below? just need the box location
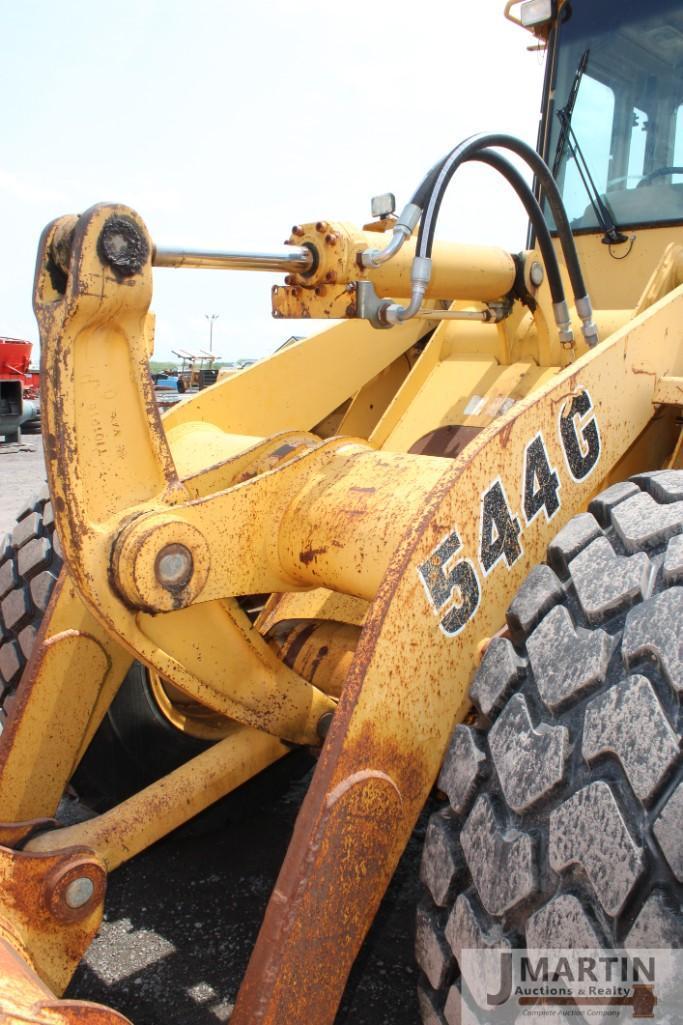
[0,337,40,442]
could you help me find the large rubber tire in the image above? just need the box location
[0,488,63,710]
[0,488,312,813]
[416,470,683,1025]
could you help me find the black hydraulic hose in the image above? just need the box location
[411,158,443,209]
[413,133,587,305]
[410,135,479,208]
[467,149,565,306]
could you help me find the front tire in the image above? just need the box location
[417,471,683,1024]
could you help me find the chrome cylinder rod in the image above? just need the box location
[153,245,313,274]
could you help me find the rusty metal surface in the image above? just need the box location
[66,775,427,1025]
[0,844,106,996]
[146,670,234,741]
[0,934,130,1025]
[170,429,321,498]
[337,352,418,440]
[230,286,683,1025]
[272,282,358,320]
[270,221,517,321]
[256,589,369,636]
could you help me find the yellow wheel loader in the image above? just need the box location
[1,1,682,1022]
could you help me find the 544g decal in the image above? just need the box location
[418,388,601,637]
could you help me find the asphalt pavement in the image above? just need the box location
[0,434,425,1025]
[70,780,427,1025]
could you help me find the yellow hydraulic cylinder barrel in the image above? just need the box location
[289,221,517,301]
[368,235,516,301]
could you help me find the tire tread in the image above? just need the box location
[417,471,683,1022]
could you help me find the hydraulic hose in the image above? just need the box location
[417,136,580,282]
[410,135,479,209]
[466,149,565,308]
[410,133,597,345]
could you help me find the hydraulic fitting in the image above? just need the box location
[382,256,433,325]
[552,299,574,347]
[361,203,422,269]
[576,294,600,348]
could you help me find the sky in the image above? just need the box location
[0,1,546,363]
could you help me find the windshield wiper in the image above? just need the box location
[552,49,589,178]
[552,49,628,246]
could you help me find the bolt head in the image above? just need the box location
[530,260,544,287]
[155,544,194,589]
[64,876,95,909]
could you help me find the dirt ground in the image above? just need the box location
[0,434,424,1025]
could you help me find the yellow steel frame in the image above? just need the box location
[0,199,681,1025]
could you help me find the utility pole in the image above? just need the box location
[205,313,219,353]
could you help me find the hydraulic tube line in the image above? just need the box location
[360,203,422,268]
[153,245,314,274]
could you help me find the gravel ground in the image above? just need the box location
[0,433,424,1025]
[0,433,47,534]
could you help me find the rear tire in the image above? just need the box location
[416,471,683,1024]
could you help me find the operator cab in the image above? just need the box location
[546,0,683,236]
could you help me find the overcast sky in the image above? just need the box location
[1,1,546,363]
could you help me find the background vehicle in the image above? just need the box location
[0,2,681,1024]
[0,337,39,441]
[172,350,220,392]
